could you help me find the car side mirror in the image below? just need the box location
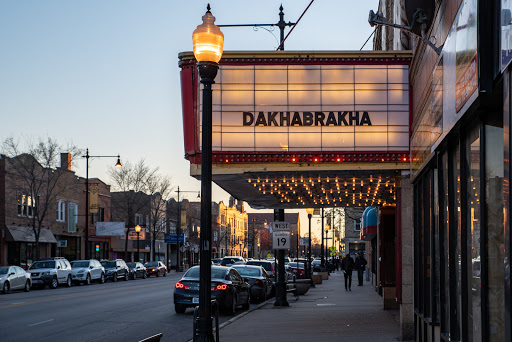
[57,266,61,269]
[10,272,15,276]
[90,266,94,269]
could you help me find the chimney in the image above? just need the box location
[60,153,72,170]
[229,196,234,208]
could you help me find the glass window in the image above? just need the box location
[440,151,451,336]
[56,200,65,222]
[466,126,482,341]
[68,203,78,233]
[433,168,440,323]
[450,141,462,340]
[485,124,505,339]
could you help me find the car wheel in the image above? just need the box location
[123,272,128,281]
[100,273,105,284]
[156,271,160,277]
[66,276,72,287]
[24,280,31,292]
[112,273,118,282]
[163,271,167,277]
[174,304,186,314]
[85,274,91,285]
[2,282,10,294]
[242,292,250,310]
[50,277,59,289]
[143,272,147,279]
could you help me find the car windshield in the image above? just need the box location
[184,267,227,280]
[0,267,8,274]
[30,261,55,269]
[127,263,136,268]
[233,267,261,277]
[246,261,271,272]
[288,262,305,269]
[145,262,158,267]
[72,261,90,268]
[101,261,116,268]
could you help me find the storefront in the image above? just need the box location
[410,0,510,340]
[5,226,57,268]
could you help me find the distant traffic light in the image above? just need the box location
[95,244,100,252]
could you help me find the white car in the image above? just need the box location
[71,259,105,285]
[29,258,72,289]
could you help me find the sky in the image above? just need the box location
[0,0,378,240]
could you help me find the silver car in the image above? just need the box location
[71,259,105,285]
[29,258,73,289]
[0,266,32,294]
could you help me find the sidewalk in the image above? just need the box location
[218,271,401,342]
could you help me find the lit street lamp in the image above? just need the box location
[83,149,121,260]
[192,4,223,341]
[135,225,141,262]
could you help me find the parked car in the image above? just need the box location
[0,266,31,293]
[232,265,273,302]
[174,266,250,314]
[211,258,222,265]
[288,262,306,279]
[71,259,105,285]
[145,261,167,277]
[127,262,147,279]
[245,260,276,278]
[101,259,129,282]
[219,256,245,267]
[28,257,72,289]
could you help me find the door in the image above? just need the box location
[57,261,65,282]
[14,267,25,289]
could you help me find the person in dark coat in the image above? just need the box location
[354,253,368,286]
[341,253,355,291]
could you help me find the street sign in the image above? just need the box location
[300,237,310,246]
[273,231,291,249]
[272,221,290,231]
[165,233,185,243]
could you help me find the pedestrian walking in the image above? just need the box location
[341,253,355,291]
[355,253,367,286]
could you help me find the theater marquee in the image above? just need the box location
[179,51,411,164]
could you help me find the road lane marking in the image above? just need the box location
[28,319,54,327]
[0,282,167,310]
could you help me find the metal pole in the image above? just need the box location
[195,60,217,342]
[176,187,181,272]
[277,5,286,51]
[307,213,314,287]
[321,208,324,268]
[274,209,288,307]
[85,149,89,260]
[137,231,140,262]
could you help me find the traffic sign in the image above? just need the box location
[272,221,290,231]
[165,233,185,243]
[273,231,291,249]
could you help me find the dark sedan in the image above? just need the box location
[145,261,167,277]
[173,266,250,314]
[127,262,147,279]
[232,265,273,303]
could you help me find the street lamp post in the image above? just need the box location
[305,208,314,284]
[192,5,223,341]
[321,208,325,269]
[135,225,141,262]
[175,186,200,272]
[83,149,121,260]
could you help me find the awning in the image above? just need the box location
[361,207,378,241]
[5,225,58,244]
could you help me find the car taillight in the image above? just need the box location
[255,280,263,286]
[212,284,228,291]
[175,281,190,289]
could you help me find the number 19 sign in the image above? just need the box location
[272,221,291,249]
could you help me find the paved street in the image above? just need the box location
[0,271,248,342]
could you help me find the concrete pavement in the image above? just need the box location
[215,271,402,342]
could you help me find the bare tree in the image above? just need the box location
[146,174,173,260]
[109,160,156,260]
[2,137,82,260]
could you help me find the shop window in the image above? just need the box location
[68,203,78,233]
[135,214,143,226]
[91,207,104,225]
[485,124,505,339]
[466,126,481,341]
[56,200,65,222]
[17,192,37,218]
[439,151,451,337]
[432,168,440,323]
[354,219,361,231]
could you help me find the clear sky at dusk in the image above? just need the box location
[0,0,379,239]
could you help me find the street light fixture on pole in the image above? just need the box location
[305,208,314,284]
[192,5,223,341]
[175,186,200,272]
[135,225,141,262]
[83,149,121,260]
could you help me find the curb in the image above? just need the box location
[185,297,279,342]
